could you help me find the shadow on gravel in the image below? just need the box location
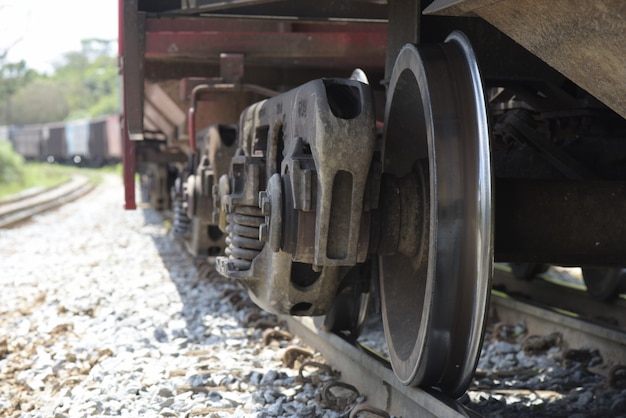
[140,207,272,342]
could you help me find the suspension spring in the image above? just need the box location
[172,195,191,237]
[225,205,265,270]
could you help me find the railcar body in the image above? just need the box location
[89,115,123,165]
[12,124,44,161]
[8,116,122,166]
[44,122,67,163]
[65,119,90,165]
[119,0,626,397]
[0,126,12,142]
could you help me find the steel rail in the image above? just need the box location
[492,265,626,328]
[0,176,95,228]
[490,282,626,368]
[283,315,482,417]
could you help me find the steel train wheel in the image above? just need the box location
[379,32,492,397]
[581,267,625,301]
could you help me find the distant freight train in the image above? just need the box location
[2,115,122,166]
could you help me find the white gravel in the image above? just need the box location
[2,174,625,418]
[0,175,365,418]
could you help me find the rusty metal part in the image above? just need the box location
[379,33,492,397]
[143,18,387,71]
[321,381,360,411]
[608,365,626,389]
[121,0,145,142]
[349,404,391,418]
[216,78,377,316]
[298,361,334,381]
[262,328,292,345]
[282,346,313,368]
[187,54,280,153]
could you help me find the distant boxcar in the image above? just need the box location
[105,115,122,163]
[65,120,90,164]
[89,117,108,166]
[12,125,44,160]
[88,115,122,165]
[0,125,11,142]
[44,122,67,163]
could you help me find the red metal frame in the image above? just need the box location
[119,3,387,211]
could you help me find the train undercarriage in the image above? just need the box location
[120,0,626,397]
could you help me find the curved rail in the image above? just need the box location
[0,176,95,228]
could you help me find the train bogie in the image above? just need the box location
[118,0,626,397]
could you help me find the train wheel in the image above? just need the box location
[317,262,374,340]
[581,267,625,300]
[379,32,492,397]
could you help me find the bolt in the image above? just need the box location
[259,191,271,216]
[259,223,269,242]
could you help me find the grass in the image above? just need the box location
[0,161,122,199]
[0,141,123,199]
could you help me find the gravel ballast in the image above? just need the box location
[1,175,625,417]
[0,176,364,418]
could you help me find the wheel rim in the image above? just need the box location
[379,32,492,397]
[582,267,624,301]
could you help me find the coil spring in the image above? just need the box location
[225,205,265,270]
[172,196,191,237]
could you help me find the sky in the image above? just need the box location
[1,0,118,73]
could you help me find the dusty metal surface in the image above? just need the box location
[425,0,626,120]
[215,78,377,316]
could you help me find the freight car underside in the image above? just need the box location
[121,0,626,397]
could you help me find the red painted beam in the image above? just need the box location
[144,30,387,68]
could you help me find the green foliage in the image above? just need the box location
[0,140,24,184]
[0,162,72,199]
[1,38,119,125]
[0,59,40,125]
[10,80,70,124]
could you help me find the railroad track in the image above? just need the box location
[280,266,626,417]
[491,265,626,367]
[284,315,481,417]
[0,176,95,228]
[492,264,626,329]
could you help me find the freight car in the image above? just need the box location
[44,122,67,163]
[119,0,626,397]
[9,115,122,166]
[11,124,45,161]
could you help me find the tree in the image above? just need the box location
[0,37,118,125]
[10,80,69,124]
[0,59,39,125]
[52,38,119,120]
